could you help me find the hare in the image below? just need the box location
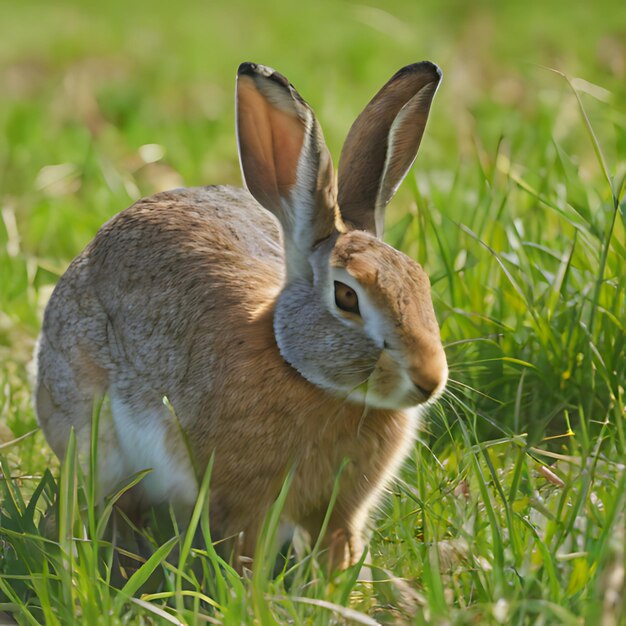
[34,61,448,570]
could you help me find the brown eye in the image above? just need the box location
[334,281,360,315]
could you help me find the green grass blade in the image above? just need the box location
[112,536,177,615]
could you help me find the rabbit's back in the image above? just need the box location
[36,185,285,467]
[86,184,283,367]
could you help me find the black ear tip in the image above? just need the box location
[427,62,443,80]
[237,62,292,90]
[395,61,443,83]
[237,62,257,76]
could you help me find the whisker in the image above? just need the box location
[439,392,517,438]
[443,334,504,349]
[446,378,503,405]
[340,366,375,376]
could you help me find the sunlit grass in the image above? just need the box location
[1,0,625,623]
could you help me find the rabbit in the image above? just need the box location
[34,61,448,571]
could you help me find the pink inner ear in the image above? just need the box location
[269,109,304,192]
[237,76,305,214]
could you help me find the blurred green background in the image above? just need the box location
[2,0,625,207]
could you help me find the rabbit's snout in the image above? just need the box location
[406,342,448,402]
[368,339,447,408]
[408,361,448,402]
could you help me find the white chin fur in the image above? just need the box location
[342,369,447,410]
[343,386,421,410]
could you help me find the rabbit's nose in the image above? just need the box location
[408,349,448,400]
[411,375,443,400]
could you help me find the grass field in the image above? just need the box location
[1,0,625,624]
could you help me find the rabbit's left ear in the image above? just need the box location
[236,63,338,278]
[337,62,442,238]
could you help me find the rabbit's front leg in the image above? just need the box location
[326,527,365,571]
[299,506,367,572]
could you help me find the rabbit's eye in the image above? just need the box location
[334,281,360,315]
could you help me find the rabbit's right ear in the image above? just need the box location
[236,63,338,278]
[337,62,441,238]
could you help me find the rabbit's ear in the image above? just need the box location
[236,63,338,276]
[337,62,441,237]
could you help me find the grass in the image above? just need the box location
[1,0,625,623]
